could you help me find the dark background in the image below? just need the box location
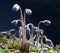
[0,0,60,45]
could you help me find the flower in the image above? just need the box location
[12,4,20,11]
[25,9,32,15]
[35,29,44,34]
[41,20,51,26]
[32,27,44,35]
[32,26,38,30]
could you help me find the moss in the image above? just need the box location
[0,48,12,53]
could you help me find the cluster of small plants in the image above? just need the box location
[0,4,60,53]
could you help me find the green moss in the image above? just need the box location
[46,48,55,53]
[0,48,12,53]
[29,45,37,53]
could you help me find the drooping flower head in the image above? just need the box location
[12,4,20,11]
[41,20,51,26]
[36,29,44,35]
[33,27,44,35]
[25,9,32,15]
[32,26,38,34]
[33,26,38,30]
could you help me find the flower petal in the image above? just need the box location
[25,9,32,15]
[12,4,20,11]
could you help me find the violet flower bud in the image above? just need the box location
[12,4,20,11]
[25,9,32,15]
[36,29,44,35]
[32,26,38,31]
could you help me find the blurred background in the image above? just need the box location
[0,0,60,45]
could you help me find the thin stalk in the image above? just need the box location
[23,9,26,44]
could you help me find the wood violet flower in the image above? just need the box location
[12,4,20,11]
[25,9,32,15]
[36,29,44,35]
[32,26,38,31]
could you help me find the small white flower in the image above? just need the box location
[12,4,20,11]
[25,9,32,15]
